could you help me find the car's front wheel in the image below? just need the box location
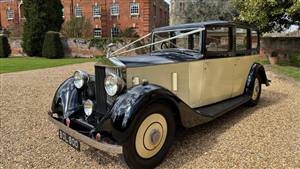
[123,104,175,169]
[246,75,262,106]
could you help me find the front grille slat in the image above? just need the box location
[95,66,107,116]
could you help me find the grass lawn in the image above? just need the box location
[0,57,96,74]
[260,59,300,81]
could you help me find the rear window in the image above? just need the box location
[236,28,248,51]
[206,27,230,52]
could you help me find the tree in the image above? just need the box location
[233,0,300,33]
[182,0,238,23]
[61,17,93,38]
[22,0,64,56]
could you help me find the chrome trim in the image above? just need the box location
[48,115,123,154]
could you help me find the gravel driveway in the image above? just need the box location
[1,62,300,169]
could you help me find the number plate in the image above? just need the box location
[58,129,80,151]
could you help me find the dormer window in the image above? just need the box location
[130,3,139,16]
[110,4,119,16]
[93,4,101,18]
[75,4,82,18]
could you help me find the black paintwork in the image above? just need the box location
[245,63,269,96]
[117,52,202,67]
[51,77,82,119]
[196,95,250,118]
[153,21,233,32]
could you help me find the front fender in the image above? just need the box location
[51,77,82,119]
[103,84,210,143]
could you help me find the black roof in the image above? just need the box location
[153,21,256,32]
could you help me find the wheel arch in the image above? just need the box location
[245,62,270,95]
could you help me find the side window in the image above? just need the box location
[236,28,249,52]
[206,27,230,52]
[251,30,258,49]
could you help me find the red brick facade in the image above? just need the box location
[0,0,169,37]
[0,0,23,30]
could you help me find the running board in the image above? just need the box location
[195,95,250,118]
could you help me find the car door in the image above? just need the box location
[232,28,258,97]
[200,26,235,106]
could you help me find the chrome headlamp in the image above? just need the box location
[84,99,94,116]
[104,73,124,96]
[73,70,89,89]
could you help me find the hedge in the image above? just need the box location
[42,31,64,59]
[0,36,11,58]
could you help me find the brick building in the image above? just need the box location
[0,0,169,37]
[0,0,24,30]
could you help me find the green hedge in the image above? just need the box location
[289,53,300,67]
[42,31,64,59]
[0,36,11,58]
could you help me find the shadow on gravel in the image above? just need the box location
[80,90,286,168]
[159,90,287,168]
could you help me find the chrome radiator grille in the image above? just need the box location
[95,66,107,115]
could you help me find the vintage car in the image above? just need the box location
[49,21,270,169]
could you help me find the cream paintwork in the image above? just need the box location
[200,58,235,106]
[126,63,190,104]
[232,55,258,97]
[126,55,256,108]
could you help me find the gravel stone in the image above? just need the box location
[0,63,299,169]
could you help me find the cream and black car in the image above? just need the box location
[49,21,270,169]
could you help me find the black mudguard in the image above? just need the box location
[102,84,211,143]
[51,77,83,119]
[245,63,270,95]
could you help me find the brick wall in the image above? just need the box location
[260,37,300,58]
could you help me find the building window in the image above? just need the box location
[179,2,185,12]
[93,5,101,18]
[7,8,14,20]
[130,3,139,15]
[94,28,102,38]
[75,4,82,18]
[110,4,119,16]
[111,27,119,37]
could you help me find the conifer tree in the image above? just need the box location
[22,0,64,56]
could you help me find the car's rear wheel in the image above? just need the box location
[123,104,175,169]
[246,75,262,106]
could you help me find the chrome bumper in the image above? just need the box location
[48,115,123,154]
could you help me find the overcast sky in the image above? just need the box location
[165,0,170,4]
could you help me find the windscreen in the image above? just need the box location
[152,30,201,54]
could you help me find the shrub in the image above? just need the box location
[289,53,300,67]
[89,37,124,50]
[42,31,64,59]
[0,36,11,58]
[61,17,93,38]
[119,27,139,38]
